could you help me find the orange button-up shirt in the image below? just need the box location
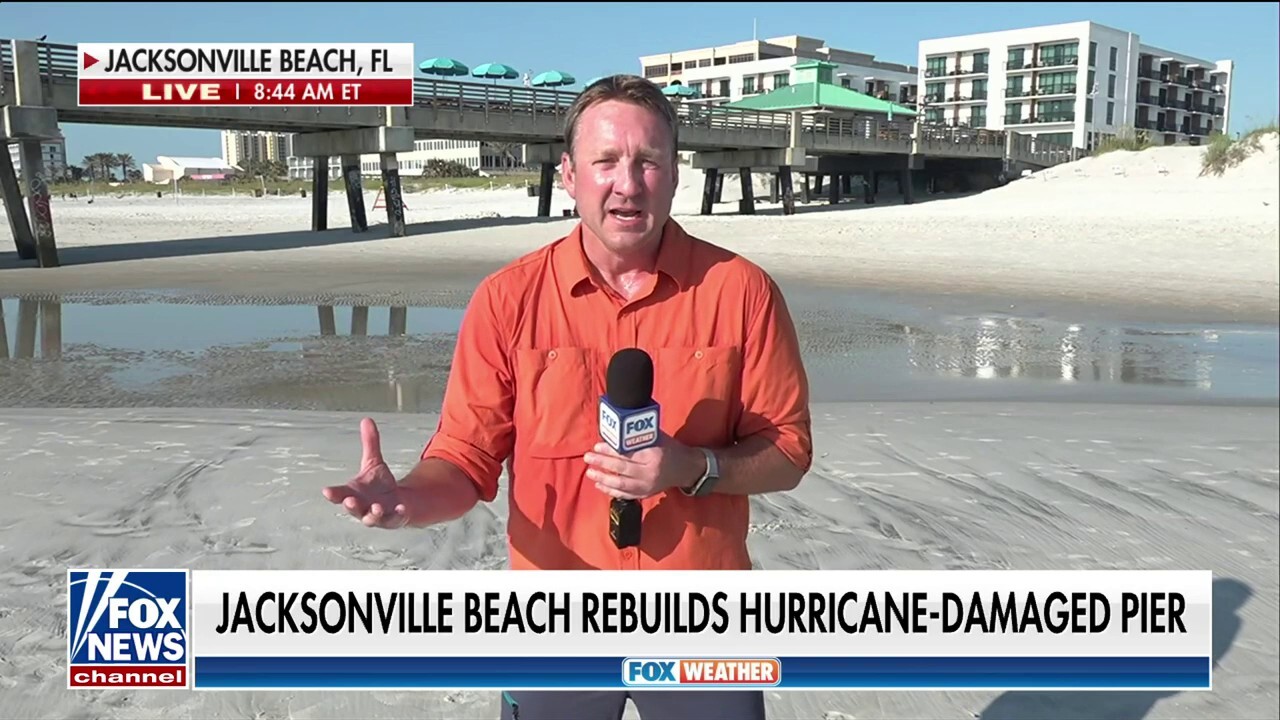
[421,219,811,570]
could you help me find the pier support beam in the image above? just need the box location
[2,41,62,267]
[379,152,406,237]
[738,167,755,215]
[700,169,718,215]
[522,144,564,217]
[311,156,329,231]
[292,126,413,236]
[340,154,367,232]
[537,163,556,217]
[777,166,795,215]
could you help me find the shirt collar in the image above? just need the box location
[556,218,693,300]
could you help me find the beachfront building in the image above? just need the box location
[917,21,1233,150]
[142,156,238,183]
[222,130,292,169]
[7,132,68,180]
[639,35,919,108]
[285,139,524,180]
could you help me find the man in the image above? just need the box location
[322,75,812,720]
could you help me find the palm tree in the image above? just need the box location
[117,153,135,182]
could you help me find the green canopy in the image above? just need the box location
[725,60,917,117]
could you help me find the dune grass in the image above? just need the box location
[1201,119,1278,176]
[1093,126,1152,156]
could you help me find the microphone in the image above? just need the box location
[599,348,661,549]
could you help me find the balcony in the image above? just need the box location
[1035,84,1077,97]
[1212,106,1224,117]
[947,65,989,77]
[1004,114,1029,125]
[1036,113,1075,123]
[1038,55,1080,69]
[1138,68,1162,81]
[1005,88,1032,98]
[1136,94,1160,106]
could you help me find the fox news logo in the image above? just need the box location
[621,408,658,451]
[622,658,781,687]
[67,569,189,689]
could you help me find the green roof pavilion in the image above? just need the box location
[724,60,917,118]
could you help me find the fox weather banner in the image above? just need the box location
[67,569,189,689]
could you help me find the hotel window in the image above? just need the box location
[1037,71,1074,95]
[1108,74,1116,98]
[972,79,988,99]
[773,73,789,89]
[1006,75,1024,97]
[926,56,947,77]
[970,106,986,126]
[1005,102,1023,123]
[742,76,756,94]
[926,82,945,103]
[925,108,944,123]
[1107,101,1114,124]
[1089,41,1097,67]
[972,51,989,72]
[1110,47,1118,71]
[1007,48,1025,69]
[1085,99,1093,122]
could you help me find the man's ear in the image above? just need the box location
[560,152,576,200]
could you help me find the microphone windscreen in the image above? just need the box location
[605,348,654,409]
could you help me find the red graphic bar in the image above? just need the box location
[78,78,412,106]
[69,664,188,688]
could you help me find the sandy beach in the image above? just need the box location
[1,137,1278,719]
[3,136,1278,323]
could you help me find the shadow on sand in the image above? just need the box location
[0,213,567,268]
[978,577,1252,720]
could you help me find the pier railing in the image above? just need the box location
[4,37,1076,168]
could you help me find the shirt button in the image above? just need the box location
[694,350,704,360]
[548,350,557,359]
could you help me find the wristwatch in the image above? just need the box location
[682,447,721,497]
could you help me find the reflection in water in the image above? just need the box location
[896,315,1233,392]
[2,298,1276,411]
[0,298,461,414]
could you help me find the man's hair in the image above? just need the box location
[562,74,679,161]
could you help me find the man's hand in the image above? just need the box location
[584,434,706,501]
[321,417,411,529]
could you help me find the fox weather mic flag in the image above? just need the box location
[599,348,660,549]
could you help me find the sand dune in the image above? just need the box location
[0,404,1274,719]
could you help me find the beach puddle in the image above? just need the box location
[1,294,1275,410]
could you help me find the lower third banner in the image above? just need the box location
[177,568,1212,691]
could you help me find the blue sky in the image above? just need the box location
[2,1,1276,166]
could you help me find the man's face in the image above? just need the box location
[561,99,678,257]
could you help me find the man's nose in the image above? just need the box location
[611,162,644,195]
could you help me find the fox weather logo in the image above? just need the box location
[67,569,189,689]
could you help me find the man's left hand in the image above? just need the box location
[584,435,705,501]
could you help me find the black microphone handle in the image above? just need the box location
[610,496,642,549]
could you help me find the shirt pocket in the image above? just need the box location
[653,346,741,449]
[514,346,599,459]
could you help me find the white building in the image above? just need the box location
[286,139,522,180]
[640,35,918,107]
[222,130,292,170]
[8,133,69,180]
[918,21,1233,150]
[142,156,237,183]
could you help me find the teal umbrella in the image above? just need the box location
[531,70,575,88]
[472,62,519,81]
[661,82,701,99]
[418,57,469,76]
